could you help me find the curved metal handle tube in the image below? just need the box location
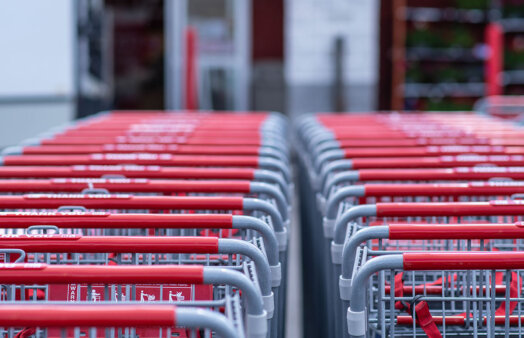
[244,198,286,230]
[313,140,342,157]
[350,254,404,310]
[218,238,272,295]
[326,186,366,219]
[341,226,389,279]
[259,147,288,163]
[250,181,290,213]
[203,267,265,316]
[334,205,377,244]
[319,159,353,193]
[232,215,280,263]
[253,170,289,198]
[258,158,291,182]
[176,307,240,338]
[314,149,345,173]
[323,171,360,197]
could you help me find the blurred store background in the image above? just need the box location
[0,0,523,144]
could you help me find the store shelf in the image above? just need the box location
[390,1,491,110]
[405,47,484,62]
[388,1,524,108]
[404,7,486,24]
[500,18,524,33]
[504,70,524,85]
[403,82,485,98]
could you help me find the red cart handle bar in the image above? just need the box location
[0,304,240,336]
[389,222,524,239]
[38,136,267,146]
[0,263,205,284]
[0,212,234,228]
[17,144,267,155]
[1,154,262,167]
[0,235,220,253]
[363,182,524,197]
[376,200,524,217]
[0,178,251,194]
[0,165,258,179]
[0,304,176,327]
[350,155,524,169]
[356,167,524,181]
[403,251,524,270]
[0,194,245,210]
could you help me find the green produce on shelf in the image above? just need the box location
[405,63,483,84]
[449,26,476,48]
[455,0,490,10]
[425,99,474,111]
[505,50,524,70]
[406,28,446,48]
[503,3,524,18]
[441,66,483,82]
[435,67,466,82]
[405,65,425,83]
[407,26,476,49]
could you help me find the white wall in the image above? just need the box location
[0,1,75,147]
[285,0,379,113]
[0,102,74,148]
[0,1,75,99]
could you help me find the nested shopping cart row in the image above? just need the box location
[295,111,524,338]
[0,111,292,338]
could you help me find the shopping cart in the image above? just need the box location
[320,183,524,336]
[0,182,290,338]
[335,200,524,337]
[2,212,281,336]
[0,264,266,337]
[348,251,524,338]
[295,112,524,189]
[0,208,282,334]
[293,111,524,337]
[0,110,292,337]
